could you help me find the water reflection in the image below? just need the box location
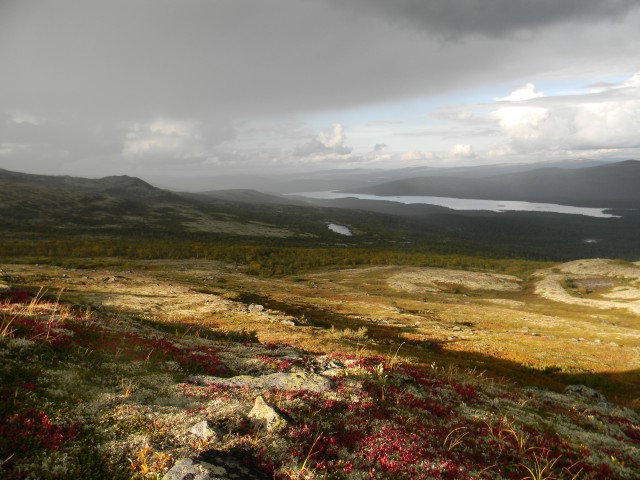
[293,192,618,218]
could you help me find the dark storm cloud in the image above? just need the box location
[4,0,636,122]
[336,0,639,37]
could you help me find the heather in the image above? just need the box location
[1,287,638,479]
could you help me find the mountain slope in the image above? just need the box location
[0,168,301,237]
[194,189,308,206]
[3,167,640,261]
[352,160,640,208]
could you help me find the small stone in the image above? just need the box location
[608,342,619,347]
[189,421,219,440]
[594,339,603,344]
[280,355,303,363]
[248,396,289,432]
[163,458,226,480]
[248,304,264,313]
[164,451,268,479]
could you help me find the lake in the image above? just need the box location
[327,223,352,236]
[291,191,618,218]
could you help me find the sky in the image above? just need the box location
[1,0,640,183]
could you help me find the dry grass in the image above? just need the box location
[1,262,639,479]
[3,258,640,407]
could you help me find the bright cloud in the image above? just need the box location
[492,106,550,142]
[497,83,544,102]
[317,123,347,149]
[450,143,476,158]
[400,150,437,162]
[294,123,353,159]
[491,72,640,153]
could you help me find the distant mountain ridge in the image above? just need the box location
[3,166,640,261]
[348,160,640,208]
[143,158,609,193]
[0,168,212,232]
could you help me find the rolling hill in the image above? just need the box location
[3,167,640,262]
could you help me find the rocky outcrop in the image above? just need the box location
[563,384,607,403]
[164,449,267,480]
[189,371,334,393]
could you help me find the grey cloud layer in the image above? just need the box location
[3,0,638,118]
[1,0,639,176]
[336,0,639,36]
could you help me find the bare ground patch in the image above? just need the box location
[388,267,522,293]
[533,259,640,315]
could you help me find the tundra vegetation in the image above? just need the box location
[1,170,638,478]
[1,253,639,479]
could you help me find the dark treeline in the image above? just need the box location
[0,235,550,278]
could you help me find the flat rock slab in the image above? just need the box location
[164,449,267,480]
[190,371,334,392]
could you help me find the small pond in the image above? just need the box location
[327,223,352,236]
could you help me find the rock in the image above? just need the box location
[164,449,267,480]
[267,372,335,391]
[307,355,346,374]
[164,458,225,480]
[189,421,220,440]
[248,396,289,432]
[279,355,303,363]
[248,304,264,313]
[190,371,334,393]
[564,385,607,403]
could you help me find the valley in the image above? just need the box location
[2,165,640,478]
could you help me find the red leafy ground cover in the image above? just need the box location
[247,359,623,479]
[0,409,78,454]
[0,289,34,304]
[1,287,638,479]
